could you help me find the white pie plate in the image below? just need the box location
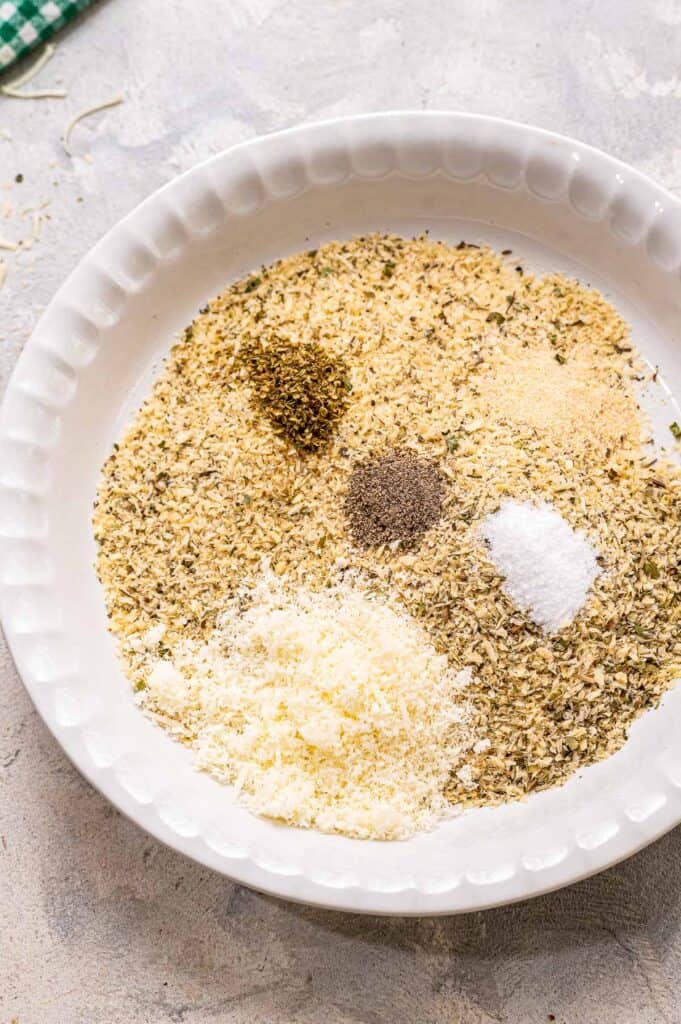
[2,111,681,915]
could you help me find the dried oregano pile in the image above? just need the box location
[236,335,351,452]
[94,234,681,829]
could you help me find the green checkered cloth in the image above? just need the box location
[0,0,93,73]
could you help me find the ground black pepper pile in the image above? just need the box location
[345,448,444,548]
[237,336,350,452]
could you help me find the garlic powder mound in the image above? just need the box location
[132,572,475,841]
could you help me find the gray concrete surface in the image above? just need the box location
[2,1,681,1021]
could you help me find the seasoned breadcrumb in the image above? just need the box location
[94,234,681,808]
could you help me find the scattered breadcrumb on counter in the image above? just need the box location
[62,95,124,157]
[0,43,67,100]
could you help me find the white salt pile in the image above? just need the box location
[480,499,600,633]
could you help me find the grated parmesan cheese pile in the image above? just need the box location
[129,572,474,840]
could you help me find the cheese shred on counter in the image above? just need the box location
[129,573,474,840]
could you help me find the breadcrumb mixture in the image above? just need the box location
[94,234,681,810]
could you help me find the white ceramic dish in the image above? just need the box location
[2,112,681,916]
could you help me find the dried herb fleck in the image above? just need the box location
[643,559,660,579]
